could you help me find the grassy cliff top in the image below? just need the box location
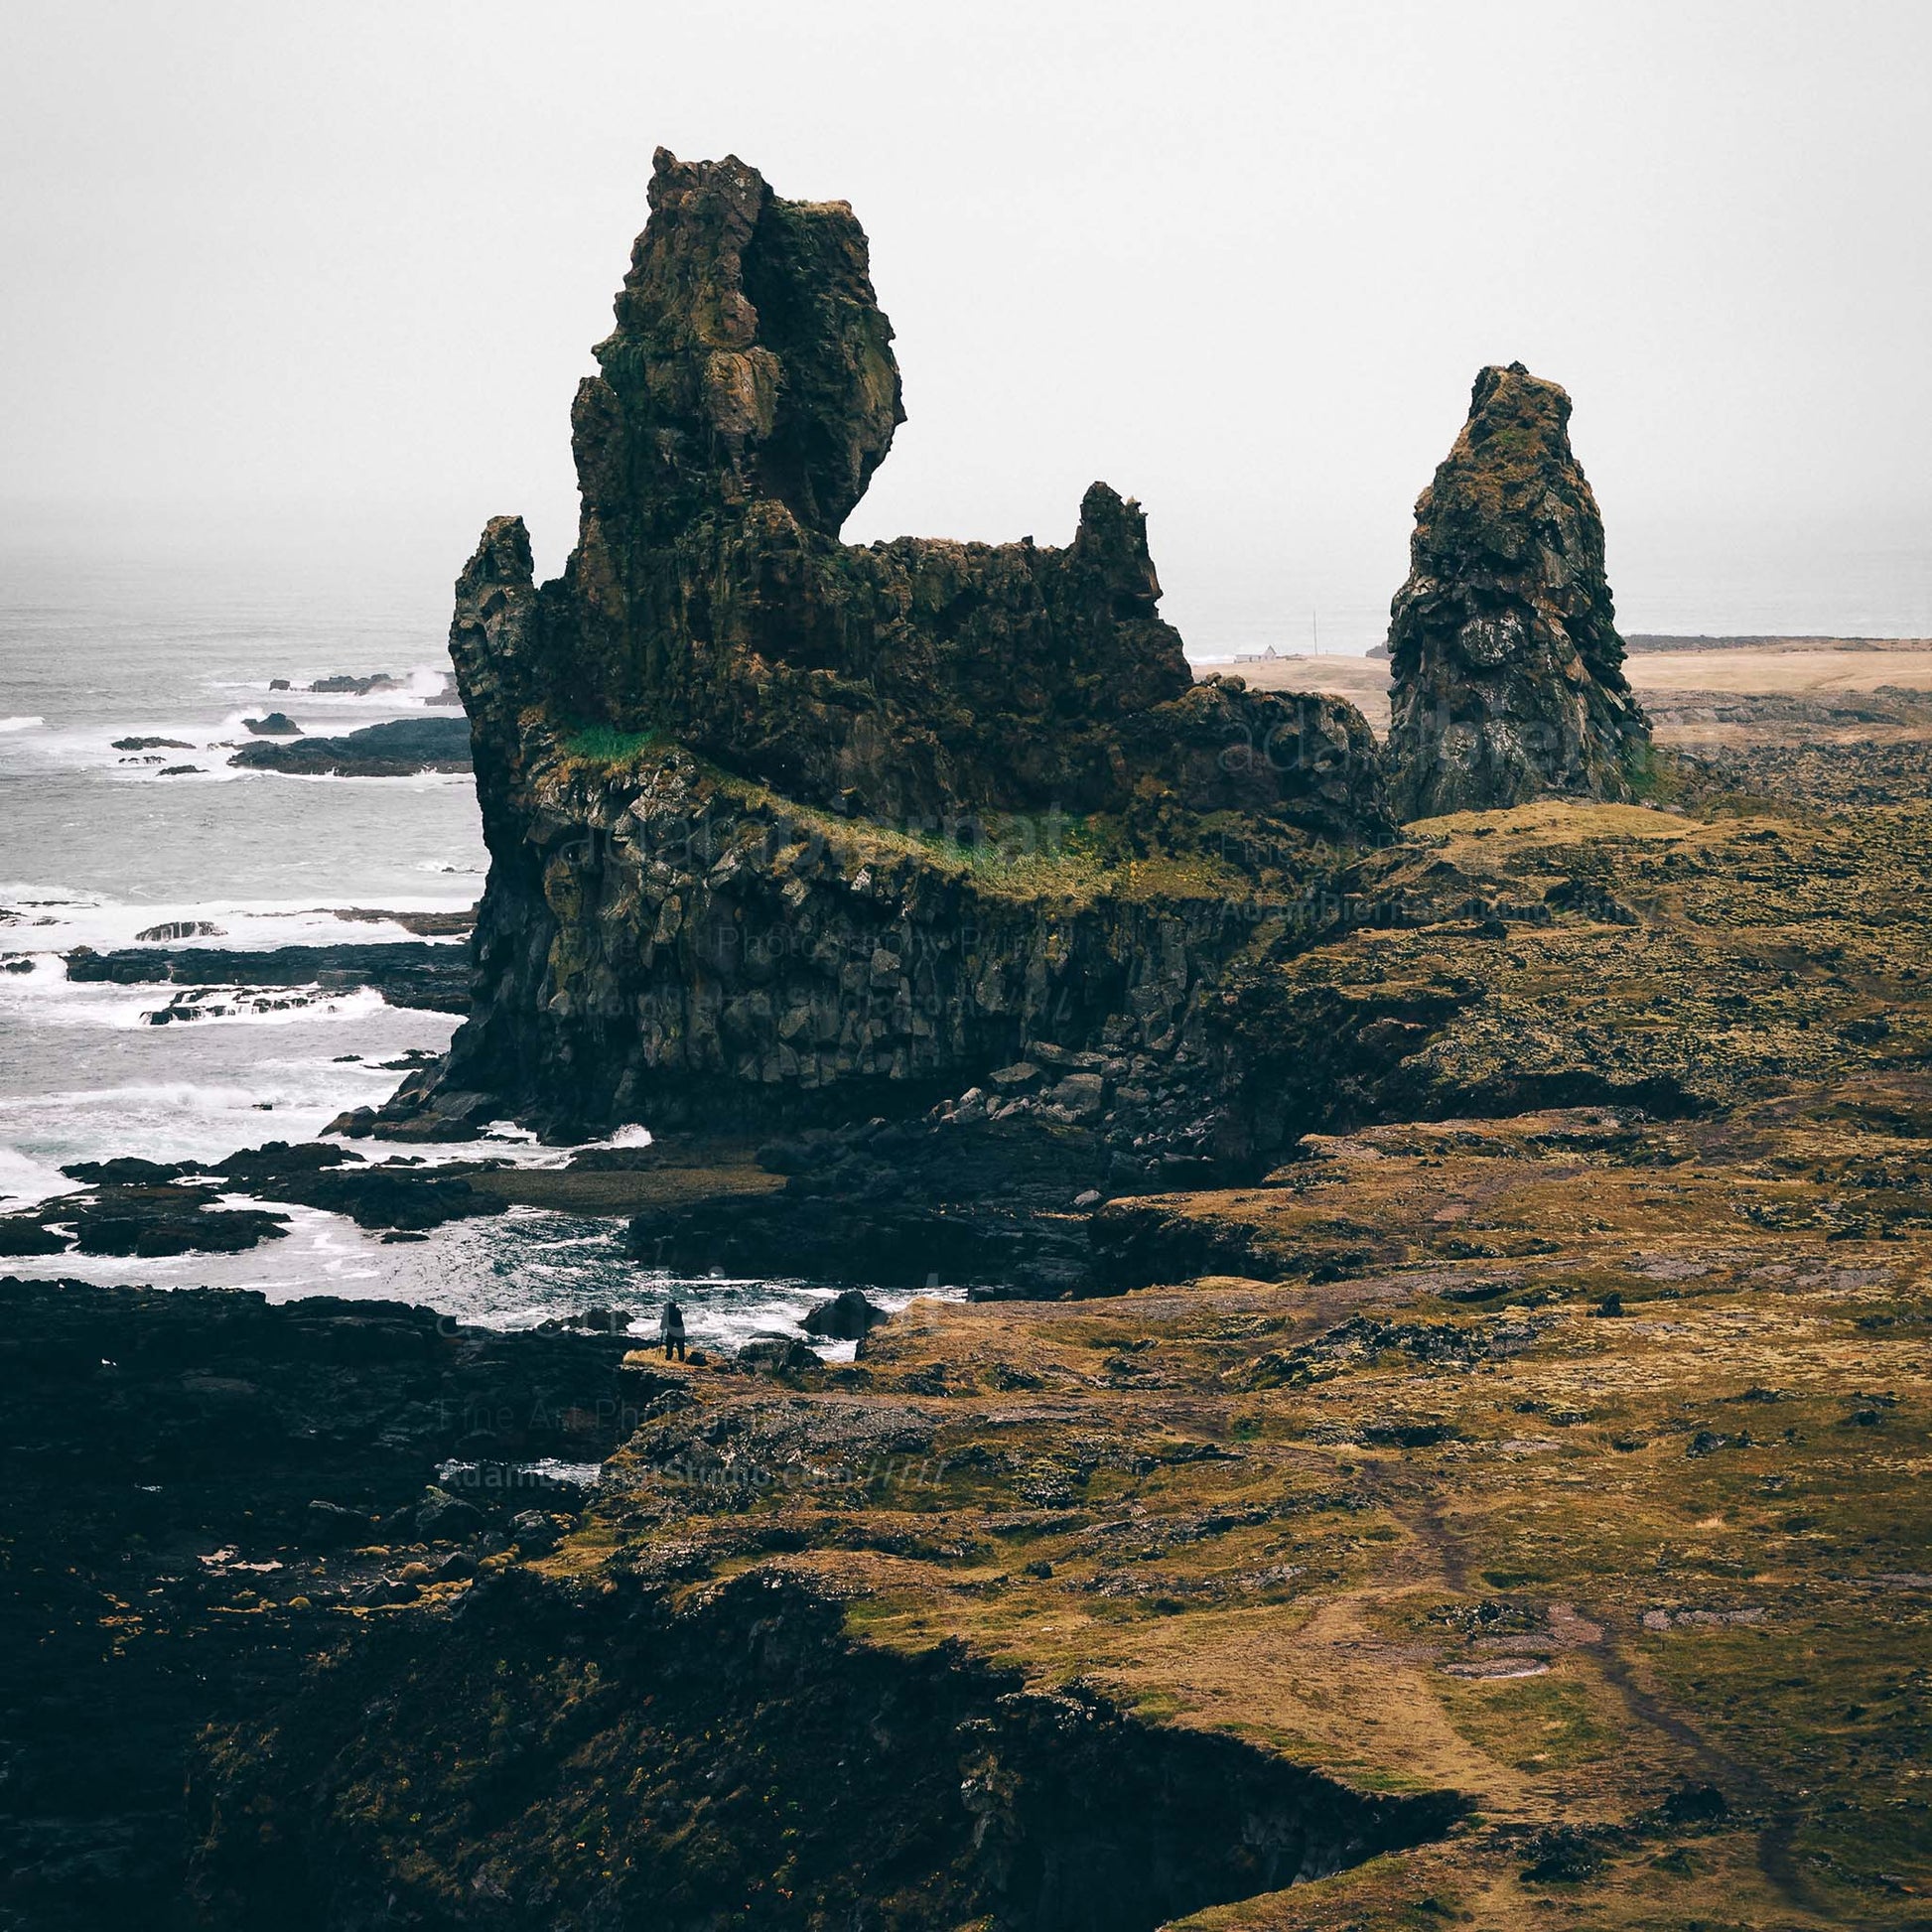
[136,779,1932,1928]
[531,784,1932,1927]
[547,726,1305,910]
[565,1064,1931,1927]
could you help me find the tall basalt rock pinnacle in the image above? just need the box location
[1385,362,1651,820]
[395,150,1391,1145]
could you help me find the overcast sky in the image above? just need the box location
[4,0,1929,646]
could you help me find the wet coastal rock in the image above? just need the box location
[65,938,471,1014]
[227,714,473,776]
[801,1287,889,1338]
[1386,361,1652,819]
[1,1141,515,1260]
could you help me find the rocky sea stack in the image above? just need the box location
[387,150,1388,1152]
[1386,361,1651,820]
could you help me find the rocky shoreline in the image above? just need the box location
[3,1268,1467,1927]
[0,1275,634,1928]
[7,147,1929,1932]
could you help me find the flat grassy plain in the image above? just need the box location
[1222,640,1932,744]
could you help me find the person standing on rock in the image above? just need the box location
[659,1297,686,1362]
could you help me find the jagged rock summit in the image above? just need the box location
[463,146,1378,830]
[385,150,1390,1153]
[1385,361,1651,820]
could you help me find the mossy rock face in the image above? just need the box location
[1387,361,1653,820]
[406,151,1390,1145]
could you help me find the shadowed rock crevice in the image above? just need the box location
[1387,361,1652,819]
[191,1570,1463,1931]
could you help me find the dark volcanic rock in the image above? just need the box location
[268,1164,498,1233]
[0,1276,636,1927]
[20,1142,514,1243]
[199,1142,510,1234]
[70,1202,289,1257]
[386,151,1391,1159]
[308,672,405,695]
[0,1216,68,1255]
[302,1497,374,1546]
[734,1336,824,1374]
[60,1156,199,1184]
[1385,362,1652,820]
[802,1286,889,1338]
[242,712,302,736]
[329,904,478,937]
[130,1139,506,1233]
[191,1569,1459,1932]
[628,1113,1117,1296]
[440,151,1377,826]
[228,715,472,777]
[7,1164,302,1259]
[65,939,470,1014]
[529,148,1225,823]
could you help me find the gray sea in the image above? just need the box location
[0,523,942,1351]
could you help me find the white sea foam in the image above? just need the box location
[210,663,454,713]
[243,768,473,790]
[0,888,474,955]
[0,972,398,1032]
[351,1132,580,1172]
[0,1144,73,1211]
[129,984,398,1031]
[0,715,45,733]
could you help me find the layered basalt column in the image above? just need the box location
[1385,361,1651,820]
[400,149,1393,1141]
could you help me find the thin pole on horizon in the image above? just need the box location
[1311,611,1319,655]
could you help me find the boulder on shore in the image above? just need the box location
[802,1288,889,1339]
[736,1336,823,1375]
